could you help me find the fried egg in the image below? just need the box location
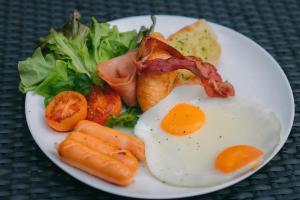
[134,85,281,187]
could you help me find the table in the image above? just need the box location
[1,0,299,199]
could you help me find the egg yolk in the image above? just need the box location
[161,103,205,136]
[215,145,263,173]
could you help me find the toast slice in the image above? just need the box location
[167,19,221,66]
[167,19,221,85]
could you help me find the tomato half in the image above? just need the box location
[45,91,87,132]
[86,86,122,125]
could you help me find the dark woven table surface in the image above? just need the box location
[1,0,299,199]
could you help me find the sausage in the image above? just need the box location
[67,131,138,173]
[74,120,145,161]
[58,139,134,186]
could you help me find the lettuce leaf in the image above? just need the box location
[60,10,89,48]
[47,29,91,75]
[34,60,93,105]
[18,48,56,92]
[105,106,142,128]
[37,10,89,49]
[88,18,138,63]
[18,10,155,110]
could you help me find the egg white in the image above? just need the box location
[134,85,281,187]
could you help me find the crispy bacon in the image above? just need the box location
[137,36,234,97]
[137,36,184,62]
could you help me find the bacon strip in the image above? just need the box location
[137,36,234,98]
[137,36,184,62]
[97,51,137,106]
[139,56,234,97]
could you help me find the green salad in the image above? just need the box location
[18,10,155,127]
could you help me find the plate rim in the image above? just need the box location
[25,15,295,199]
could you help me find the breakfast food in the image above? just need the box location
[136,33,177,111]
[97,51,138,106]
[58,138,135,186]
[168,19,221,86]
[74,120,145,161]
[168,19,221,65]
[66,131,138,172]
[136,36,234,111]
[137,71,177,111]
[86,85,122,125]
[45,91,87,132]
[215,145,263,174]
[58,122,144,186]
[18,11,283,189]
[134,85,281,187]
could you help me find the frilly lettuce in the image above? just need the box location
[18,48,56,93]
[18,10,150,105]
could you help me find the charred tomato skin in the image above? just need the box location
[86,86,122,125]
[45,91,88,132]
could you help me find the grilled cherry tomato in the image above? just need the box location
[45,91,87,132]
[86,86,122,125]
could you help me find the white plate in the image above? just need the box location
[25,15,295,199]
